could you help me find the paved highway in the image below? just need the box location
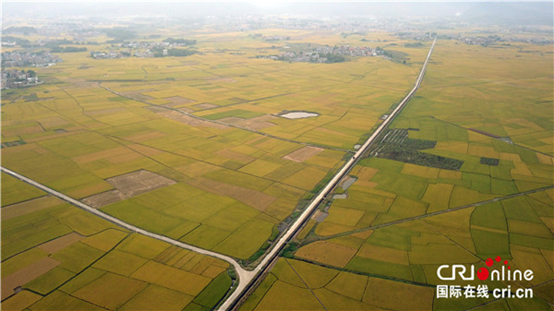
[1,38,435,311]
[219,37,437,310]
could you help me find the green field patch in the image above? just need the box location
[471,202,507,231]
[2,248,48,278]
[0,290,42,311]
[489,160,515,180]
[52,206,118,236]
[81,229,129,252]
[346,256,413,280]
[239,273,277,311]
[325,271,368,301]
[422,183,454,213]
[264,161,306,181]
[59,267,106,294]
[282,167,328,191]
[116,234,170,259]
[26,290,105,311]
[449,186,497,208]
[462,173,492,193]
[239,159,282,177]
[2,205,73,259]
[1,173,45,206]
[369,128,464,171]
[120,284,193,311]
[130,183,205,211]
[502,196,543,223]
[295,241,358,268]
[213,218,274,259]
[253,280,325,311]
[23,267,75,295]
[73,272,148,310]
[506,295,553,311]
[131,260,211,296]
[315,288,373,310]
[364,277,434,310]
[410,243,478,265]
[325,206,365,227]
[204,169,273,192]
[50,242,105,273]
[182,302,206,311]
[490,178,518,195]
[358,157,405,173]
[93,250,148,276]
[470,229,510,259]
[164,192,234,223]
[508,220,553,239]
[510,234,554,250]
[202,109,264,120]
[270,258,306,288]
[193,272,232,309]
[202,202,259,232]
[288,259,339,289]
[102,201,187,237]
[379,196,428,222]
[180,225,231,249]
[365,226,417,251]
[372,171,428,201]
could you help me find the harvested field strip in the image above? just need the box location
[38,232,84,254]
[1,196,61,221]
[283,146,324,163]
[2,257,60,299]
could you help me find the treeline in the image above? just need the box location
[163,38,196,45]
[50,46,87,53]
[151,47,196,57]
[319,53,346,63]
[2,36,30,45]
[105,27,136,41]
[405,42,424,48]
[4,26,37,35]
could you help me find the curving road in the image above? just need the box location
[2,38,436,311]
[0,166,255,292]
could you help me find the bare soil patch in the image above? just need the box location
[2,196,60,221]
[120,90,156,102]
[145,106,169,113]
[283,146,323,163]
[219,115,276,130]
[106,170,177,198]
[82,189,127,209]
[163,96,196,106]
[82,170,176,208]
[193,103,218,110]
[158,110,227,129]
[38,232,84,254]
[1,257,60,299]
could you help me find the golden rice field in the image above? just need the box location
[2,14,553,311]
[1,179,232,311]
[245,32,553,311]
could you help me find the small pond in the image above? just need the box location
[280,111,319,119]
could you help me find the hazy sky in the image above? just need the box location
[2,1,553,25]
